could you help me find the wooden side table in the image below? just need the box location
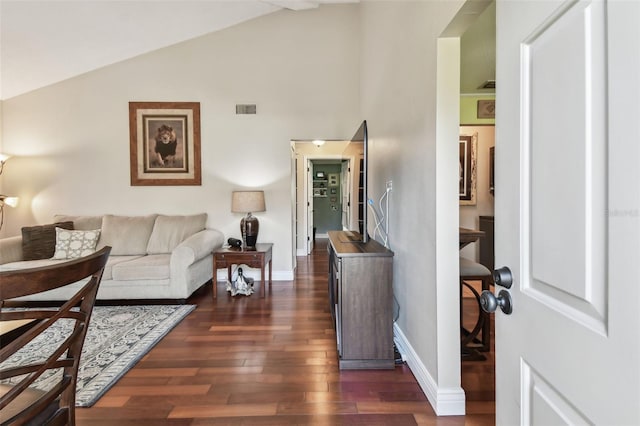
[212,243,273,299]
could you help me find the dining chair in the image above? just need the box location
[0,246,110,426]
[459,257,493,357]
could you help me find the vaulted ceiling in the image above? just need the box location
[0,0,495,101]
[0,0,355,100]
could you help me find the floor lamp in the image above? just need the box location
[0,154,19,232]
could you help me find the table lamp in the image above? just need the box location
[231,191,266,249]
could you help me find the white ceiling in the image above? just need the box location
[0,0,354,100]
[0,0,494,101]
[460,1,495,94]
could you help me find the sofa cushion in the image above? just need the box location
[53,215,103,231]
[0,258,68,271]
[21,221,74,261]
[111,254,171,281]
[52,228,101,259]
[97,214,157,256]
[103,255,143,280]
[146,213,207,254]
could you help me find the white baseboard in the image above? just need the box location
[296,248,307,256]
[393,323,466,416]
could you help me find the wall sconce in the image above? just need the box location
[231,191,266,249]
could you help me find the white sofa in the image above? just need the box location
[0,214,224,301]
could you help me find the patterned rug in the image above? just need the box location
[1,304,195,407]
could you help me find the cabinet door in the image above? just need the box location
[340,257,393,360]
[330,255,342,356]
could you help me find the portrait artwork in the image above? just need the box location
[129,102,201,186]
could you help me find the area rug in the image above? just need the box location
[1,304,195,407]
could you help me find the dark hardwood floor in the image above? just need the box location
[77,239,495,425]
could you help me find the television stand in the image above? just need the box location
[328,231,394,369]
[338,231,364,243]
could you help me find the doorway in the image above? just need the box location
[311,160,345,241]
[290,140,353,257]
[458,3,497,413]
[440,0,497,413]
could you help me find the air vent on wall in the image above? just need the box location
[236,104,257,114]
[478,80,496,90]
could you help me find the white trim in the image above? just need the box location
[394,324,466,416]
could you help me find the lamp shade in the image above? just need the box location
[0,195,18,208]
[231,191,266,213]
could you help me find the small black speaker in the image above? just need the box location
[227,238,242,248]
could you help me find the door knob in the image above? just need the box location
[480,289,513,315]
[493,266,513,289]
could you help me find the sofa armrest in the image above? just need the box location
[170,228,225,270]
[0,236,23,265]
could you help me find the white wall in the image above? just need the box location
[359,0,465,414]
[0,5,361,279]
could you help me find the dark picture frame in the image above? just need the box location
[459,134,477,205]
[129,101,201,186]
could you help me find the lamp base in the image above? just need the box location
[240,213,259,249]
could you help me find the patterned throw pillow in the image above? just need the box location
[52,228,101,260]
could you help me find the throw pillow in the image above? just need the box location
[52,228,101,260]
[21,221,75,261]
[146,213,207,254]
[97,214,157,256]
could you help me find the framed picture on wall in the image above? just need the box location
[129,101,201,186]
[477,100,496,119]
[459,133,478,205]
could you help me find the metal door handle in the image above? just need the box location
[480,289,513,315]
[493,266,513,289]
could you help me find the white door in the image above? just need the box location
[494,0,640,424]
[307,159,314,254]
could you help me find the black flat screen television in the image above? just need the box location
[340,120,368,243]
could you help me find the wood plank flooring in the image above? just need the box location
[77,240,495,425]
